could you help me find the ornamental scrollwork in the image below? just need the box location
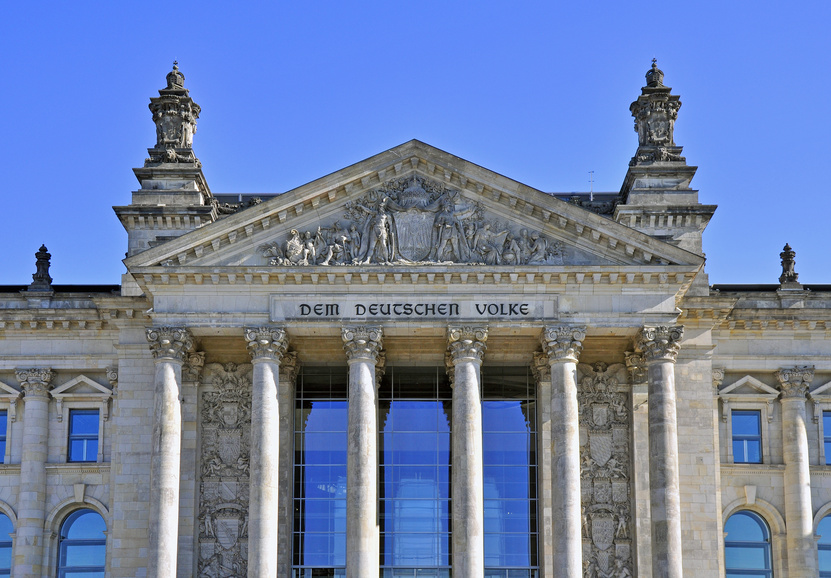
[342,326,384,362]
[578,362,633,578]
[146,327,194,362]
[257,175,566,267]
[198,363,252,577]
[446,326,488,365]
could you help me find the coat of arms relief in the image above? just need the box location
[258,176,565,266]
[198,363,253,577]
[578,362,634,578]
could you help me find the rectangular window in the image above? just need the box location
[482,367,538,577]
[293,367,348,577]
[732,410,762,464]
[825,411,831,466]
[0,411,6,464]
[68,409,99,463]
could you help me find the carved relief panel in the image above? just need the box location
[578,362,634,578]
[198,363,252,577]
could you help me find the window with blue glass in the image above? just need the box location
[724,511,772,577]
[292,367,348,578]
[0,513,11,576]
[68,409,99,463]
[824,411,831,465]
[0,411,6,464]
[732,410,762,464]
[57,509,106,577]
[819,515,831,577]
[482,367,538,578]
[379,366,452,578]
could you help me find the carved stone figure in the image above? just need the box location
[357,197,397,264]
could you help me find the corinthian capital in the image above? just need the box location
[279,351,299,384]
[146,327,194,362]
[531,351,551,383]
[636,326,684,363]
[624,351,647,385]
[16,368,54,397]
[540,325,586,363]
[342,326,383,362]
[777,366,814,399]
[183,351,206,381]
[446,326,488,365]
[245,327,289,362]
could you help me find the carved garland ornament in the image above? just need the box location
[256,175,566,267]
[578,362,633,578]
[198,363,253,577]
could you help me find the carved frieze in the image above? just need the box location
[257,175,566,267]
[578,362,633,578]
[198,363,253,577]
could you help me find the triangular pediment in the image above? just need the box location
[0,380,20,397]
[811,380,831,397]
[51,375,112,398]
[719,375,779,397]
[125,140,703,273]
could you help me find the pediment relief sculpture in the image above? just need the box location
[255,176,566,267]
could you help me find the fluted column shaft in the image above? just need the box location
[778,366,817,577]
[245,327,289,578]
[343,326,383,578]
[146,327,192,578]
[447,326,488,578]
[12,368,53,577]
[541,326,585,578]
[637,326,684,578]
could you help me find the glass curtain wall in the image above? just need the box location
[293,367,349,578]
[482,367,538,578]
[379,366,452,578]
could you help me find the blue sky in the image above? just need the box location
[1,2,829,285]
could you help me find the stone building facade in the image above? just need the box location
[0,62,829,577]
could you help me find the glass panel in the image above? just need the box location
[733,411,761,435]
[819,515,831,545]
[294,368,348,572]
[63,544,107,567]
[724,512,771,572]
[819,547,831,572]
[0,546,10,570]
[62,511,106,540]
[0,514,12,538]
[69,411,99,435]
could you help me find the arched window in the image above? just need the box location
[819,514,831,577]
[725,511,772,577]
[58,509,106,578]
[0,513,12,576]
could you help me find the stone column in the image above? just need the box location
[342,326,383,578]
[146,327,193,578]
[447,326,488,578]
[12,368,53,577]
[777,366,817,577]
[636,325,684,578]
[244,327,289,578]
[277,352,299,578]
[540,325,586,578]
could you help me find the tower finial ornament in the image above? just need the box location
[779,243,800,287]
[646,58,665,88]
[146,62,201,165]
[28,245,53,292]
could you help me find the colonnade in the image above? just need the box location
[143,323,687,578]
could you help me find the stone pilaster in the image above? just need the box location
[635,325,684,578]
[342,326,383,578]
[446,326,487,578]
[625,351,652,578]
[540,325,586,577]
[178,351,205,574]
[777,366,817,577]
[244,327,289,578]
[146,327,193,578]
[532,352,554,578]
[12,368,53,577]
[277,352,299,578]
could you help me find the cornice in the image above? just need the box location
[129,264,700,292]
